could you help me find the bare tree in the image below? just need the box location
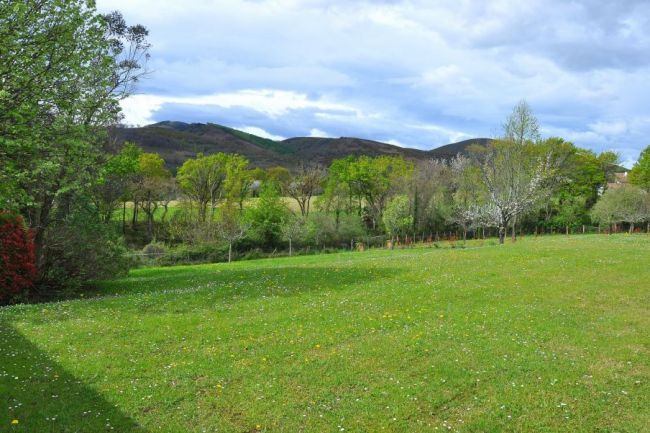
[281,215,306,256]
[159,179,178,224]
[411,159,454,233]
[503,100,541,146]
[283,164,326,217]
[448,156,486,240]
[216,204,250,263]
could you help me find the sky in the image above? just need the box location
[97,0,650,166]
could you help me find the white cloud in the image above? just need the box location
[408,123,473,144]
[104,0,650,158]
[309,128,333,138]
[589,120,628,136]
[120,89,365,125]
[386,139,406,147]
[238,126,285,141]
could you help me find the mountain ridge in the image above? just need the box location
[110,121,490,171]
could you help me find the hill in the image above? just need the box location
[110,121,489,170]
[428,137,492,159]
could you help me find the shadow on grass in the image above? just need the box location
[0,320,146,432]
[93,263,402,301]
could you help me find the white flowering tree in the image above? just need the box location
[469,102,562,244]
[470,139,560,244]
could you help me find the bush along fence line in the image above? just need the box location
[126,225,648,268]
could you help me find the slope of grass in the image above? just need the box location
[1,235,649,432]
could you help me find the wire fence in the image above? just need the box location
[125,226,649,267]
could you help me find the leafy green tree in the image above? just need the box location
[135,153,171,239]
[383,195,413,241]
[177,153,229,222]
[629,145,650,191]
[223,155,253,211]
[592,185,649,233]
[248,181,289,247]
[348,155,414,230]
[92,142,143,228]
[0,2,149,282]
[41,194,131,292]
[265,167,292,185]
[552,195,587,234]
[321,157,359,224]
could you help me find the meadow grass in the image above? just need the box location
[114,197,315,223]
[1,235,648,432]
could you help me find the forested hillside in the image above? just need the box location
[111,121,489,170]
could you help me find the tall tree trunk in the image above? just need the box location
[132,200,138,227]
[289,238,292,256]
[511,216,517,242]
[228,242,232,263]
[499,226,506,244]
[629,223,634,234]
[33,198,54,279]
[122,201,127,234]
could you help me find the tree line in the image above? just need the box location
[96,101,650,260]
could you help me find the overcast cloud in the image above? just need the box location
[98,0,650,166]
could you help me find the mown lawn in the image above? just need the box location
[1,235,649,432]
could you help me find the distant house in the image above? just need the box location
[607,172,629,190]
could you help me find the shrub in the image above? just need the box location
[383,195,413,238]
[40,196,131,293]
[157,243,229,266]
[142,241,167,257]
[247,181,289,247]
[0,212,37,304]
[305,213,366,248]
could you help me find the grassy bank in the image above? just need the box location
[1,235,648,432]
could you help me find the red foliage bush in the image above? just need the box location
[0,212,37,303]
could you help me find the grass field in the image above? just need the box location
[115,196,316,223]
[1,235,649,432]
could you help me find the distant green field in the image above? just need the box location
[115,197,315,223]
[1,235,649,432]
